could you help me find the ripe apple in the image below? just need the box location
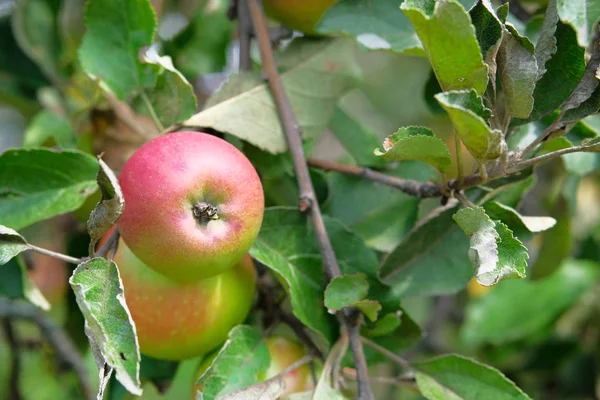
[262,0,338,35]
[117,131,264,282]
[113,238,257,361]
[194,336,311,397]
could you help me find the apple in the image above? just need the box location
[194,336,311,397]
[264,336,312,396]
[262,0,338,35]
[113,238,257,361]
[117,131,264,282]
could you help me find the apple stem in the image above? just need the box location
[193,202,220,222]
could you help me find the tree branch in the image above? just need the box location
[246,1,373,398]
[236,0,252,71]
[0,298,94,400]
[511,144,599,171]
[360,336,411,370]
[308,158,487,198]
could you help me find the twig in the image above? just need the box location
[278,354,314,378]
[308,158,487,198]
[454,191,476,208]
[511,144,598,171]
[343,368,416,389]
[0,298,94,400]
[2,319,22,400]
[27,244,84,265]
[246,1,374,398]
[521,114,565,156]
[237,0,252,71]
[94,227,121,259]
[360,336,411,369]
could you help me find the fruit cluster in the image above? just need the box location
[112,131,264,360]
[110,131,311,395]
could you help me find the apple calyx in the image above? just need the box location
[193,201,220,222]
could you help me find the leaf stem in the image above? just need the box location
[27,244,85,265]
[247,1,374,398]
[141,90,164,131]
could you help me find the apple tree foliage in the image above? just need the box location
[1,0,600,399]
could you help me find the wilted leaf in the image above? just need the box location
[462,259,599,345]
[414,354,532,399]
[184,38,360,154]
[0,148,99,230]
[497,25,537,119]
[402,0,488,95]
[453,207,528,286]
[87,158,124,256]
[197,326,270,400]
[317,0,423,55]
[374,126,452,173]
[0,225,30,265]
[70,257,142,396]
[535,0,559,77]
[379,203,472,297]
[561,36,600,112]
[79,0,157,100]
[24,110,77,149]
[436,90,505,161]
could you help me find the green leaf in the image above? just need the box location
[374,126,452,173]
[249,207,380,343]
[139,48,197,127]
[70,257,142,395]
[328,106,387,168]
[24,110,77,149]
[184,38,360,154]
[324,273,381,322]
[87,158,124,256]
[362,313,402,337]
[197,326,270,400]
[435,90,505,161]
[401,0,489,95]
[469,0,503,92]
[79,0,157,100]
[561,38,600,113]
[557,0,600,46]
[483,201,556,237]
[379,203,472,297]
[317,0,424,55]
[0,257,51,310]
[323,164,425,253]
[453,207,528,286]
[462,259,599,345]
[414,354,532,400]
[0,148,99,230]
[497,25,538,119]
[11,0,62,84]
[0,226,29,266]
[528,22,586,121]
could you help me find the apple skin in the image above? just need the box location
[117,131,264,282]
[113,238,257,361]
[262,0,338,35]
